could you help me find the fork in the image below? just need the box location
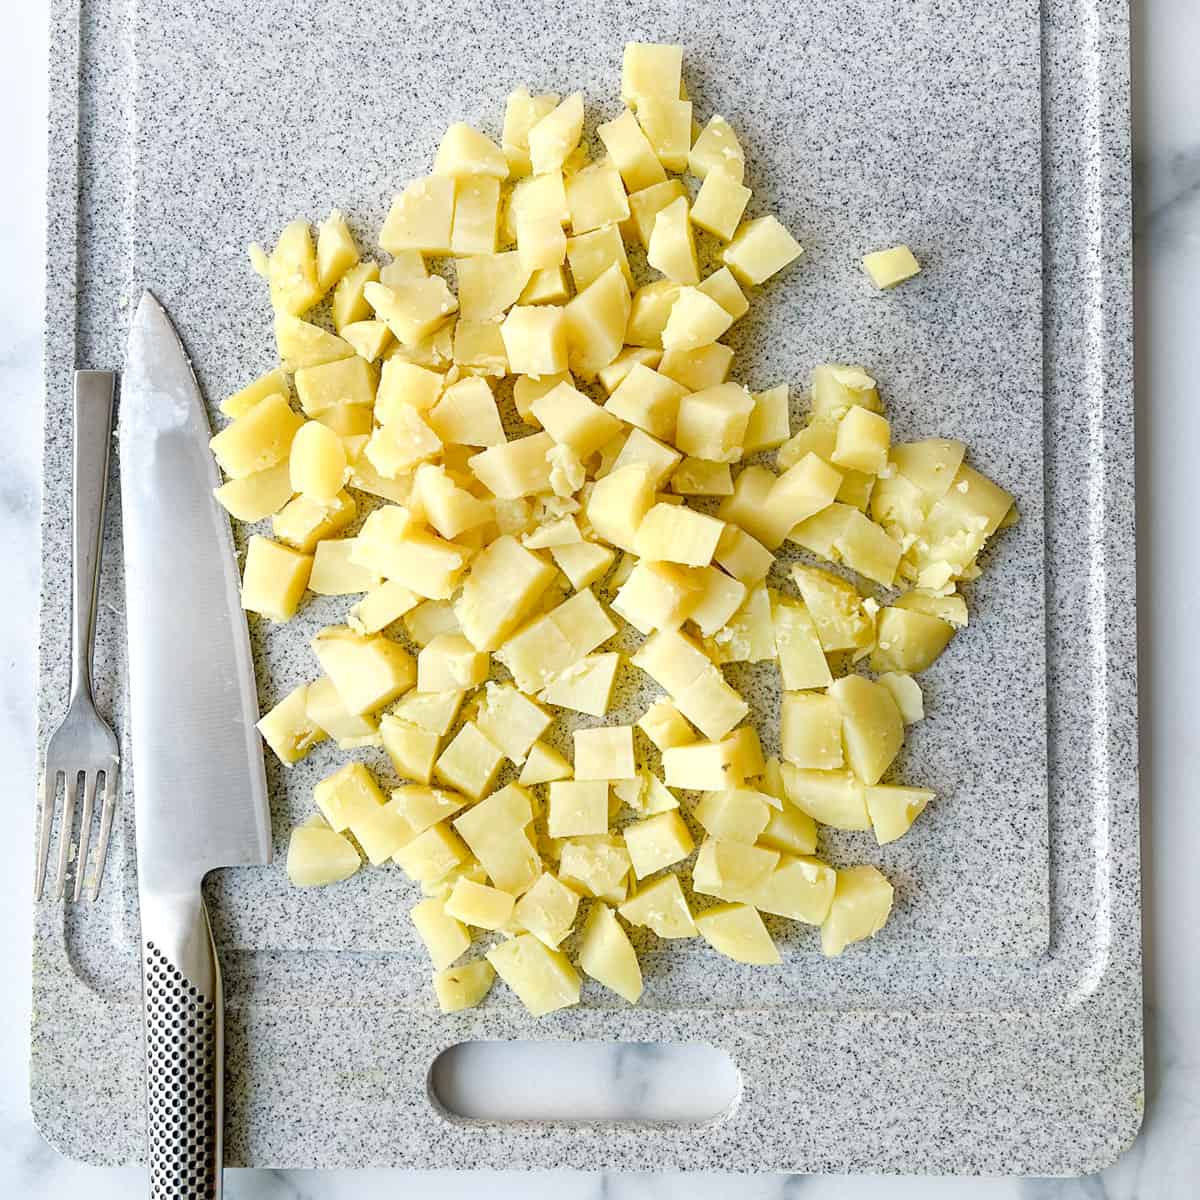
[36,370,121,902]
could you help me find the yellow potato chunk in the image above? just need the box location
[613,561,700,634]
[623,810,694,878]
[428,376,505,447]
[313,761,386,831]
[210,393,304,479]
[286,824,361,887]
[474,682,552,764]
[548,780,610,838]
[660,288,734,354]
[393,821,471,883]
[758,805,818,857]
[633,628,749,741]
[221,368,291,419]
[435,721,505,800]
[821,865,894,957]
[781,766,870,830]
[457,252,532,322]
[340,320,392,362]
[445,877,516,931]
[518,741,573,786]
[434,959,496,1013]
[659,344,735,394]
[410,896,471,970]
[311,625,416,714]
[240,534,311,621]
[637,700,696,751]
[274,314,356,372]
[866,784,933,845]
[433,122,508,178]
[380,176,455,255]
[574,725,636,781]
[565,161,630,235]
[303,676,378,746]
[352,511,466,598]
[791,564,875,652]
[723,215,803,286]
[308,538,378,596]
[550,539,614,590]
[605,365,686,441]
[528,92,584,175]
[519,265,570,304]
[579,902,643,1003]
[691,169,751,241]
[455,533,556,650]
[531,381,623,456]
[453,784,541,893]
[257,684,325,765]
[467,431,554,499]
[379,714,439,784]
[742,384,791,453]
[862,244,921,289]
[331,261,381,331]
[391,690,465,739]
[634,502,724,567]
[870,606,955,673]
[692,838,779,903]
[316,209,359,293]
[503,87,560,178]
[675,383,754,463]
[833,405,891,475]
[635,97,693,172]
[417,633,489,692]
[695,903,780,965]
[597,108,667,192]
[566,225,633,292]
[450,177,501,256]
[366,278,458,349]
[563,263,631,379]
[751,855,836,924]
[288,420,347,502]
[661,735,752,791]
[621,42,683,110]
[584,463,654,551]
[266,219,322,315]
[499,305,568,376]
[687,115,745,183]
[294,356,375,417]
[810,364,882,419]
[827,675,904,786]
[770,594,832,691]
[213,461,294,523]
[557,835,632,903]
[486,933,581,1016]
[647,196,699,285]
[714,524,774,585]
[626,180,688,250]
[781,691,844,769]
[513,871,580,947]
[540,652,621,717]
[694,789,771,844]
[619,873,697,938]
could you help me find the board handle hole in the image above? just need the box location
[430,1041,739,1123]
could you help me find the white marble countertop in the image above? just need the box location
[3,1,1197,1196]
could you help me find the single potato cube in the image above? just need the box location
[810,363,882,419]
[435,721,505,800]
[605,364,686,441]
[221,368,291,419]
[513,872,580,948]
[513,370,572,425]
[486,933,581,1016]
[574,725,636,781]
[519,264,570,304]
[391,688,465,737]
[213,461,294,523]
[503,87,560,178]
[791,564,875,652]
[390,786,469,838]
[274,314,356,372]
[313,761,386,831]
[626,180,688,249]
[635,97,693,172]
[286,824,361,887]
[257,684,325,765]
[380,714,440,784]
[445,877,516,931]
[833,405,891,475]
[557,835,632,903]
[366,278,457,349]
[304,675,379,746]
[598,108,666,192]
[862,244,921,289]
[821,865,894,957]
[877,671,924,723]
[675,383,755,463]
[393,822,471,884]
[563,264,631,379]
[540,652,621,717]
[827,675,904,786]
[892,589,967,628]
[714,524,774,584]
[518,741,573,786]
[414,464,491,540]
[341,319,392,362]
[612,427,682,488]
[647,196,700,285]
[454,784,542,894]
[379,250,427,288]
[634,502,725,567]
[621,42,683,109]
[548,780,610,838]
[550,540,614,590]
[273,488,358,553]
[697,267,750,320]
[869,607,955,673]
[528,92,584,175]
[694,789,770,845]
[743,385,791,453]
[614,561,702,634]
[565,161,630,235]
[331,261,381,331]
[566,225,632,292]
[455,533,556,650]
[690,169,751,241]
[475,682,552,764]
[452,319,509,377]
[890,437,967,498]
[586,463,657,551]
[380,175,455,255]
[516,208,567,273]
[687,114,745,183]
[692,838,779,903]
[709,583,777,665]
[686,566,746,635]
[418,633,489,692]
[241,534,311,621]
[759,804,818,857]
[626,280,684,349]
[375,360,443,420]
[311,625,416,714]
[210,393,304,479]
[532,381,623,456]
[866,784,933,845]
[715,464,776,545]
[470,431,556,498]
[772,595,833,691]
[752,855,837,924]
[659,344,735,393]
[623,810,694,878]
[830,508,902,587]
[781,692,844,769]
[289,420,347,501]
[619,874,697,938]
[352,514,467,599]
[457,252,532,322]
[637,700,696,751]
[266,219,322,315]
[662,735,751,791]
[781,766,870,830]
[723,215,803,286]
[434,959,496,1013]
[760,452,843,546]
[308,538,379,596]
[695,903,780,965]
[579,903,643,1004]
[500,305,569,376]
[661,288,733,353]
[433,122,508,179]
[410,897,471,970]
[316,209,359,293]
[352,797,416,862]
[294,355,375,416]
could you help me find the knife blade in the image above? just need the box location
[120,290,270,1200]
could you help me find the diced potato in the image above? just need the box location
[366,278,458,349]
[597,108,666,193]
[869,606,955,673]
[633,628,749,740]
[452,319,509,376]
[660,288,733,355]
[550,540,614,590]
[780,765,870,829]
[413,464,491,541]
[425,375,504,447]
[364,412,444,480]
[445,877,516,931]
[557,835,632,903]
[626,182,688,252]
[498,588,616,692]
[391,691,465,740]
[820,865,894,957]
[563,263,630,379]
[758,804,818,857]
[528,92,584,175]
[573,725,635,780]
[221,368,292,419]
[434,122,508,179]
[781,691,844,769]
[827,675,904,786]
[331,261,381,331]
[670,458,733,498]
[614,561,701,634]
[474,682,552,764]
[723,216,803,286]
[709,583,777,665]
[759,453,843,547]
[609,429,680,491]
[692,838,779,904]
[586,463,656,551]
[516,207,567,272]
[519,265,570,304]
[503,87,560,178]
[697,267,750,321]
[454,784,541,893]
[434,959,496,1013]
[830,508,902,587]
[499,305,568,376]
[470,431,556,498]
[352,513,466,599]
[687,115,745,184]
[311,625,416,714]
[265,220,322,315]
[275,314,356,372]
[598,347,662,395]
[791,564,875,652]
[286,825,361,887]
[626,282,684,352]
[340,320,393,362]
[661,733,752,791]
[513,871,580,947]
[751,855,836,924]
[512,370,571,426]
[313,761,386,831]
[435,720,505,799]
[308,538,379,596]
[714,524,774,584]
[457,252,532,323]
[634,503,724,567]
[293,356,375,417]
[832,405,891,476]
[410,896,471,970]
[241,534,311,621]
[288,420,347,502]
[891,438,967,498]
[893,588,968,627]
[579,902,643,1003]
[604,365,686,442]
[716,464,777,545]
[694,789,771,844]
[390,785,469,838]
[866,784,933,845]
[638,772,680,816]
[635,97,693,172]
[696,903,780,965]
[518,741,573,786]
[417,633,490,692]
[811,364,881,418]
[455,534,556,650]
[486,933,581,1016]
[647,196,699,285]
[272,490,357,554]
[619,874,696,938]
[862,244,921,289]
[675,383,754,463]
[394,821,471,883]
[304,675,379,745]
[548,780,610,838]
[743,385,790,453]
[211,393,304,479]
[691,169,751,241]
[540,652,621,716]
[352,797,416,862]
[877,672,924,724]
[770,594,832,691]
[532,381,623,456]
[637,700,696,751]
[623,810,694,878]
[404,598,460,647]
[214,461,294,523]
[316,209,359,293]
[566,224,633,292]
[379,251,427,289]
[621,42,683,109]
[565,161,630,235]
[257,684,326,765]
[380,176,456,255]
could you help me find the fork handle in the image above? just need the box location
[72,370,116,704]
[139,886,224,1199]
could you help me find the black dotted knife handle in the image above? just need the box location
[141,890,224,1199]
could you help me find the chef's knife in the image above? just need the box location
[120,292,271,1200]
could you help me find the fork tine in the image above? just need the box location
[72,772,99,902]
[55,771,81,901]
[35,767,60,901]
[89,766,119,902]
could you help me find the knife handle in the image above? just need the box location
[140,887,224,1199]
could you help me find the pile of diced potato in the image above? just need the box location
[210,42,1014,1017]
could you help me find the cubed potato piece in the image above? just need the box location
[498,305,568,377]
[257,684,325,766]
[660,288,733,354]
[390,785,469,839]
[366,278,457,349]
[694,789,771,844]
[821,865,894,957]
[670,459,733,498]
[780,766,870,830]
[497,588,616,692]
[869,606,955,673]
[658,347,733,397]
[211,393,304,479]
[831,508,902,587]
[391,690,466,740]
[313,761,386,832]
[512,370,571,426]
[621,42,683,109]
[566,224,633,292]
[445,877,516,931]
[579,902,643,1003]
[723,215,803,286]
[771,594,833,691]
[759,804,819,857]
[434,959,496,1013]
[781,691,844,769]
[632,628,749,740]
[563,264,631,379]
[449,176,501,255]
[586,463,657,551]
[662,736,750,791]
[635,97,693,172]
[626,281,684,350]
[404,598,460,647]
[623,810,694,879]
[675,383,754,463]
[427,375,505,447]
[303,675,379,746]
[457,252,532,323]
[610,427,681,489]
[308,538,379,596]
[862,244,921,289]
[475,681,552,763]
[433,122,508,178]
[715,464,776,545]
[709,583,777,665]
[637,700,696,751]
[265,219,322,315]
[528,92,584,176]
[597,108,666,192]
[565,161,630,235]
[434,721,505,800]
[454,784,542,894]
[352,513,466,599]
[487,933,581,1015]
[540,652,621,717]
[349,796,415,862]
[410,897,471,970]
[364,411,443,480]
[877,671,924,724]
[331,261,381,331]
[619,874,696,938]
[692,838,779,904]
[626,181,688,251]
[452,319,509,377]
[469,432,555,499]
[810,364,882,420]
[340,320,392,362]
[508,169,570,238]
[518,741,573,786]
[413,464,491,541]
[516,208,567,272]
[548,780,609,838]
[294,356,375,417]
[787,499,854,561]
[605,365,686,441]
[311,625,416,714]
[379,250,427,289]
[274,314,356,372]
[697,267,750,321]
[531,381,623,456]
[637,772,681,816]
[550,540,614,590]
[557,835,632,903]
[513,872,580,947]
[288,420,347,502]
[751,855,836,925]
[832,405,891,476]
[759,452,843,546]
[687,114,745,183]
[221,368,291,419]
[393,821,471,883]
[791,564,875,652]
[455,534,556,650]
[741,385,790,454]
[827,675,903,786]
[714,524,773,585]
[866,784,933,845]
[213,461,293,523]
[315,209,359,294]
[696,903,780,965]
[241,534,312,621]
[417,634,490,692]
[519,265,570,304]
[286,824,361,887]
[614,561,701,634]
[574,725,635,781]
[503,87,560,178]
[598,347,662,395]
[691,169,752,241]
[634,503,725,567]
[647,196,699,285]
[911,463,1014,578]
[890,438,967,499]
[380,176,456,255]
[375,361,443,421]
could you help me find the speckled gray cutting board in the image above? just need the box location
[31,0,1139,1176]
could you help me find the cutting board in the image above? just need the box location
[32,0,1141,1174]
